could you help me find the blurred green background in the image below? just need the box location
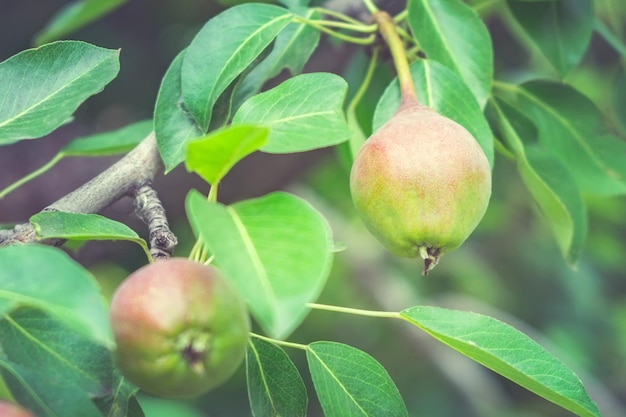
[0,1,625,416]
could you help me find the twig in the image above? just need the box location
[133,182,178,260]
[0,132,174,255]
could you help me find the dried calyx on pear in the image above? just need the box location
[350,95,491,275]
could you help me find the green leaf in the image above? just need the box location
[525,147,587,263]
[61,119,152,156]
[154,50,203,173]
[0,309,137,417]
[407,0,493,107]
[613,70,626,134]
[487,98,587,263]
[516,80,626,195]
[0,41,120,145]
[401,306,601,417]
[34,0,128,46]
[181,4,293,131]
[373,59,493,166]
[507,0,593,76]
[30,212,150,260]
[185,191,333,339]
[246,338,307,417]
[208,43,275,133]
[94,370,141,417]
[234,7,321,107]
[126,396,147,417]
[137,396,204,417]
[233,73,351,153]
[306,341,408,417]
[280,0,311,7]
[185,125,269,186]
[0,245,113,348]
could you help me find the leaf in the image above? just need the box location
[0,245,113,348]
[154,50,203,173]
[487,98,587,263]
[401,306,601,417]
[407,0,493,107]
[136,396,204,417]
[34,0,128,46]
[30,212,149,260]
[516,80,626,195]
[0,41,120,145]
[123,396,146,417]
[280,0,311,8]
[61,119,152,156]
[185,125,269,186]
[185,191,333,339]
[94,370,140,417]
[181,4,293,131]
[233,73,351,153]
[306,342,408,417]
[373,59,493,166]
[234,7,321,107]
[507,0,593,76]
[0,309,137,417]
[246,338,307,417]
[208,43,275,133]
[525,147,587,263]
[613,70,626,134]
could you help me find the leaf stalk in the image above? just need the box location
[307,303,400,319]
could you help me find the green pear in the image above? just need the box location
[350,100,491,274]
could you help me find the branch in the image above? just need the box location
[0,132,177,257]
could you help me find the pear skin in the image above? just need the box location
[350,102,491,274]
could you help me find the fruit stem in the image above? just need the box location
[307,302,400,319]
[373,11,418,107]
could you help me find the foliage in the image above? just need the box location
[1,0,625,416]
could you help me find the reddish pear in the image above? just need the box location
[109,258,250,398]
[0,401,35,417]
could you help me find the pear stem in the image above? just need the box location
[373,11,418,107]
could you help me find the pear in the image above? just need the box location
[350,99,491,274]
[110,258,250,398]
